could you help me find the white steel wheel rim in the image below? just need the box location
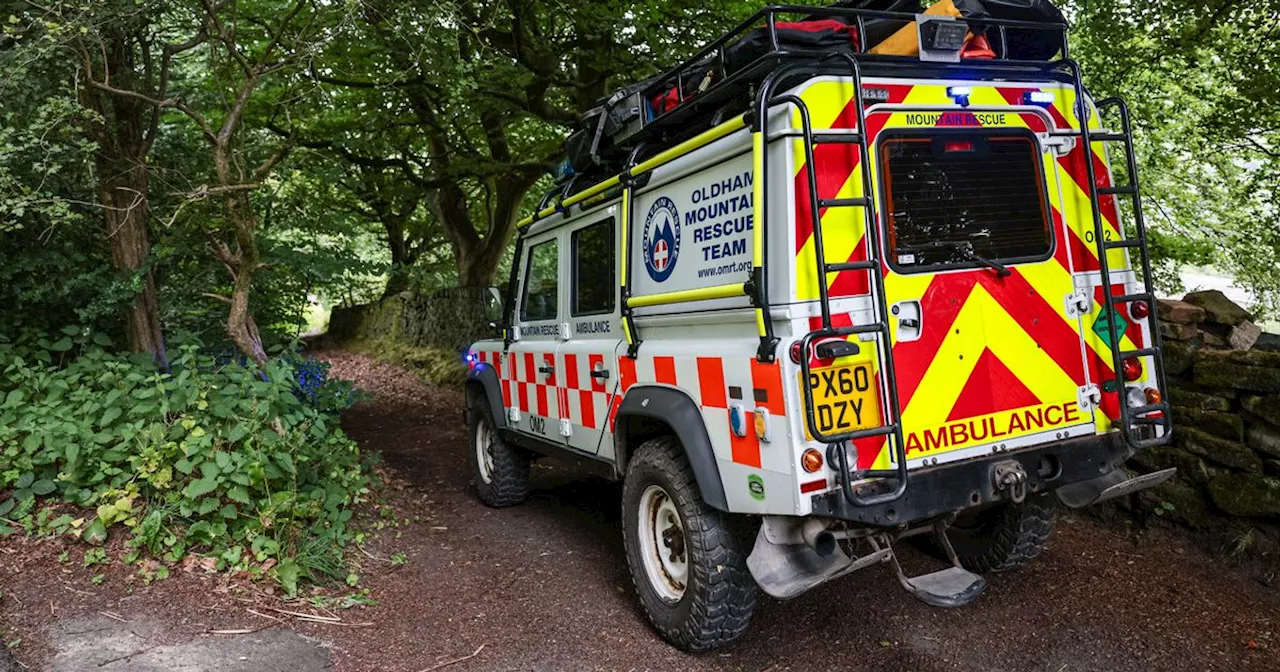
[475,417,495,485]
[638,484,688,603]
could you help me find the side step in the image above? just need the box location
[897,566,986,609]
[887,525,985,608]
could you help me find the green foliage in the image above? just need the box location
[4,0,1280,336]
[1067,0,1280,316]
[83,547,107,567]
[0,332,369,592]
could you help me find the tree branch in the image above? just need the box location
[199,0,253,75]
[251,136,295,183]
[83,73,217,143]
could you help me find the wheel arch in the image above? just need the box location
[613,385,729,511]
[465,364,506,429]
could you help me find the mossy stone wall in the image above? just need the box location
[1126,291,1280,567]
[328,287,498,386]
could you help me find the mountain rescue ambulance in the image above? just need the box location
[463,1,1175,651]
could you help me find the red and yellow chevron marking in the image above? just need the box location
[891,279,1086,459]
[785,78,1149,466]
[790,81,1132,300]
[792,82,915,301]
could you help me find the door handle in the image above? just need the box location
[590,369,610,380]
[892,300,923,343]
[538,365,555,375]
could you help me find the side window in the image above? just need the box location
[520,239,559,322]
[572,219,616,316]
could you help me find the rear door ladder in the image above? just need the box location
[757,52,907,508]
[1067,63,1172,448]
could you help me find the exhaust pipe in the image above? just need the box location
[801,518,837,557]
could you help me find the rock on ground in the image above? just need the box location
[45,616,330,672]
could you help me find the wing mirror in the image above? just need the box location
[484,286,505,330]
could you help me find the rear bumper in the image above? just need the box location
[810,432,1131,526]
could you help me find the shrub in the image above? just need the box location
[0,330,368,594]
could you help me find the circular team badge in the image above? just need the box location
[642,197,680,283]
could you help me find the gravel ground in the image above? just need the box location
[2,348,1278,671]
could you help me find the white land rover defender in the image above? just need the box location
[464,1,1175,651]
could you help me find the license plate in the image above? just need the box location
[799,363,881,439]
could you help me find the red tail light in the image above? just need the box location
[1122,357,1143,381]
[1130,300,1150,319]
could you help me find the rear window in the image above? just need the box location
[879,132,1052,271]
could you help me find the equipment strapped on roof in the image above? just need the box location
[557,0,1068,191]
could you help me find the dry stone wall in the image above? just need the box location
[1129,290,1280,561]
[328,287,498,385]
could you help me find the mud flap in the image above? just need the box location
[746,525,890,599]
[1054,467,1177,509]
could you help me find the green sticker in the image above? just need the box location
[747,474,765,501]
[1091,307,1130,344]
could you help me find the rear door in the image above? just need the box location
[875,126,1096,467]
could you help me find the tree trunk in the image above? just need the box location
[433,175,538,289]
[101,162,166,366]
[383,216,412,297]
[87,30,166,367]
[224,193,268,367]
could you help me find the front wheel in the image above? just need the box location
[949,495,1057,573]
[467,398,530,507]
[621,436,756,651]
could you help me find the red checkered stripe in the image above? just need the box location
[615,354,785,469]
[502,351,559,418]
[560,353,613,430]
[474,349,511,408]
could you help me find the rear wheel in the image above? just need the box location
[949,495,1057,573]
[622,436,756,651]
[467,398,530,507]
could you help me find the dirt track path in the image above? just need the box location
[320,349,1278,671]
[1,348,1276,671]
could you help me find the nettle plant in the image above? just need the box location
[0,330,367,594]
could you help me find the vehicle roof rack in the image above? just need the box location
[522,3,1072,230]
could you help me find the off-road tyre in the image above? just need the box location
[467,397,530,508]
[622,436,757,652]
[949,494,1057,573]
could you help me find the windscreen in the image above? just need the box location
[880,132,1052,271]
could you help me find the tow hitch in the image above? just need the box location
[992,460,1029,504]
